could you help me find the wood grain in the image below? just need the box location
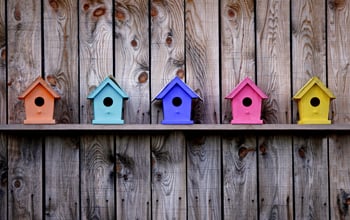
[293,136,328,220]
[116,135,151,219]
[256,0,291,124]
[45,136,80,219]
[185,0,221,219]
[151,133,186,219]
[115,0,150,124]
[0,0,6,219]
[8,136,42,220]
[328,1,350,219]
[150,0,185,124]
[79,0,113,123]
[43,1,80,219]
[258,136,293,220]
[291,1,328,219]
[80,135,115,220]
[223,136,257,219]
[221,0,255,124]
[7,0,42,123]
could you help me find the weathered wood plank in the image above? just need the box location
[45,136,80,219]
[80,135,115,220]
[150,0,185,123]
[223,136,257,219]
[114,1,151,219]
[79,1,115,219]
[115,0,150,124]
[7,0,43,219]
[150,0,187,219]
[151,133,186,219]
[293,136,328,220]
[0,0,6,219]
[221,0,255,124]
[8,136,43,220]
[258,136,293,220]
[256,0,292,219]
[79,0,113,123]
[116,135,151,219]
[291,1,328,219]
[185,0,221,219]
[7,0,42,123]
[328,1,350,219]
[43,1,80,219]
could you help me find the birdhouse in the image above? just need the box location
[153,76,201,124]
[293,76,335,124]
[18,77,60,124]
[225,77,268,124]
[87,76,128,124]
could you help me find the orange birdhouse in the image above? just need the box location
[18,77,60,124]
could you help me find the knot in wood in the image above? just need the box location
[151,6,158,17]
[49,0,59,11]
[83,4,90,11]
[176,69,185,79]
[1,48,6,61]
[93,7,106,17]
[259,144,267,155]
[14,179,21,188]
[131,39,138,48]
[138,72,148,83]
[115,8,126,21]
[238,146,248,159]
[298,146,306,158]
[166,36,173,46]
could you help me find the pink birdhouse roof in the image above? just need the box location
[225,77,267,99]
[18,77,61,99]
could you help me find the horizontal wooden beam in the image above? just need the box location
[0,124,349,135]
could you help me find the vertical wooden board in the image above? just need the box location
[45,136,80,219]
[328,1,350,219]
[291,1,328,219]
[7,0,43,219]
[7,0,42,123]
[258,136,293,220]
[151,133,187,219]
[221,0,255,124]
[222,136,257,219]
[80,135,115,220]
[150,0,185,123]
[8,136,42,220]
[114,1,151,219]
[185,0,221,219]
[0,0,6,219]
[79,0,113,123]
[150,0,186,219]
[116,135,151,219]
[44,0,79,124]
[256,0,291,124]
[43,1,80,219]
[293,136,328,219]
[115,0,150,124]
[291,0,326,123]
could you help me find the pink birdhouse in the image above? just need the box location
[225,77,268,124]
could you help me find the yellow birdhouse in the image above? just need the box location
[293,76,335,124]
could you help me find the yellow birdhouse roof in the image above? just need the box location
[293,76,335,100]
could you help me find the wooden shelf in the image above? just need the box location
[0,124,349,135]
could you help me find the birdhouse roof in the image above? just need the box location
[153,76,201,101]
[18,76,60,99]
[88,76,129,99]
[225,77,268,99]
[293,76,335,100]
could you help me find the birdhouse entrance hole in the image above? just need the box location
[172,97,182,107]
[310,97,320,107]
[242,97,252,107]
[103,97,113,107]
[35,97,45,107]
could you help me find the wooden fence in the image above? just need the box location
[0,0,350,219]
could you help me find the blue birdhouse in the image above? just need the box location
[153,76,201,124]
[87,76,129,124]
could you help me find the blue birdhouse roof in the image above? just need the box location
[87,76,129,99]
[153,76,201,101]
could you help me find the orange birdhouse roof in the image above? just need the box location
[18,77,61,100]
